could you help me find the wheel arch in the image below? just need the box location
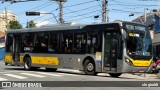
[82,56,95,67]
[23,54,31,64]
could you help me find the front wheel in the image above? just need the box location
[24,57,32,70]
[5,63,8,65]
[109,73,122,77]
[83,59,98,75]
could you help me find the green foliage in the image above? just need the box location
[9,20,22,29]
[26,20,36,28]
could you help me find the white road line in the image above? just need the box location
[21,73,46,78]
[0,77,8,81]
[35,72,62,76]
[55,73,80,76]
[4,74,27,79]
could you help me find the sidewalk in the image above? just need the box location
[0,60,4,64]
[120,73,160,80]
[157,73,160,78]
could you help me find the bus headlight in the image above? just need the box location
[125,58,133,66]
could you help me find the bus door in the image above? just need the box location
[103,31,119,71]
[12,35,21,65]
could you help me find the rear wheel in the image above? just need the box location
[83,59,98,75]
[109,73,122,77]
[24,57,32,70]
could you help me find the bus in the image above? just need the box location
[4,21,152,77]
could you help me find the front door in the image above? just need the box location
[12,35,21,65]
[104,31,119,71]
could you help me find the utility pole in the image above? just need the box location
[53,0,67,24]
[102,0,107,23]
[59,0,63,24]
[144,8,148,24]
[5,8,9,31]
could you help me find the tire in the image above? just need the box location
[5,63,8,65]
[83,59,97,75]
[156,63,160,70]
[24,57,32,71]
[109,73,122,77]
[45,68,57,72]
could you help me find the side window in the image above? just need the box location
[61,32,73,53]
[73,32,87,53]
[6,34,13,52]
[48,32,59,53]
[22,33,34,52]
[87,31,102,53]
[34,32,49,53]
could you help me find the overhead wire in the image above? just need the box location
[16,1,52,16]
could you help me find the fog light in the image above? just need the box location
[125,58,133,66]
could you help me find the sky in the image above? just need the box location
[0,0,160,27]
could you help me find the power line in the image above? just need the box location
[0,3,11,11]
[109,3,158,7]
[63,4,100,15]
[64,9,101,20]
[66,14,101,22]
[16,1,51,16]
[111,9,143,14]
[111,0,158,6]
[63,0,98,8]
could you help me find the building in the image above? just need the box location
[0,10,16,60]
[0,10,17,32]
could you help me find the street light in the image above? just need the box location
[144,8,149,24]
[26,12,58,23]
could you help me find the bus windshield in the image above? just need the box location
[124,24,152,58]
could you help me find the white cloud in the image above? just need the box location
[36,21,52,27]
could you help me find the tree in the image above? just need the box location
[9,20,22,29]
[26,20,36,28]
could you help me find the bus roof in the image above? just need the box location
[6,21,146,34]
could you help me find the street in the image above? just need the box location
[0,61,159,90]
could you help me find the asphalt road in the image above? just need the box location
[0,61,159,90]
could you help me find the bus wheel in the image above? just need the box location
[5,63,8,65]
[109,73,122,77]
[46,68,57,72]
[83,59,97,75]
[24,57,32,71]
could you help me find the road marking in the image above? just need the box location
[35,72,62,76]
[21,73,46,78]
[4,74,27,79]
[55,73,81,76]
[0,77,8,81]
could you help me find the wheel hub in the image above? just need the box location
[87,63,94,71]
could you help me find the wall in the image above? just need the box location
[0,47,5,60]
